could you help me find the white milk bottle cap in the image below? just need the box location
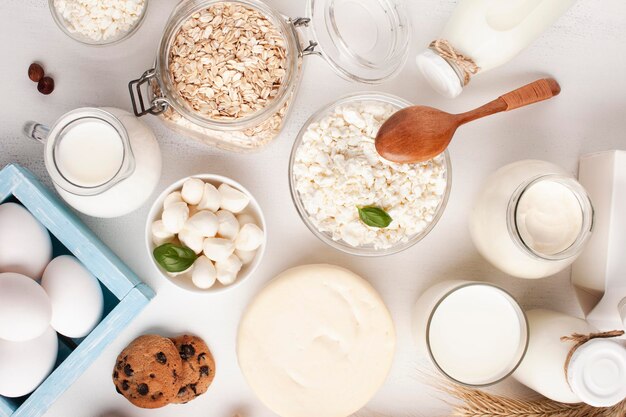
[416,49,463,99]
[568,338,626,407]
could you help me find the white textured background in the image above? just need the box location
[1,1,626,416]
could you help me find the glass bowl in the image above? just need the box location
[288,92,452,257]
[49,0,149,46]
[145,174,267,294]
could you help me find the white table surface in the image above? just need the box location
[1,1,626,416]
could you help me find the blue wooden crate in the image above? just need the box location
[0,164,154,417]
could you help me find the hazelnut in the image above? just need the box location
[37,77,55,95]
[28,63,44,83]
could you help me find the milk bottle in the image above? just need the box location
[513,309,626,407]
[417,0,577,98]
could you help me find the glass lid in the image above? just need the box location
[305,0,411,83]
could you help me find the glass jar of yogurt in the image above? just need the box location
[23,107,161,218]
[470,160,593,279]
[128,0,411,152]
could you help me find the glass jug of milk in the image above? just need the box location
[24,107,161,218]
[412,280,528,386]
[470,160,593,279]
[513,309,626,407]
[417,0,577,98]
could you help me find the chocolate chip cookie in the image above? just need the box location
[112,334,183,408]
[170,334,216,404]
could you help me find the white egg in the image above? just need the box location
[41,256,103,338]
[0,203,52,280]
[0,272,52,342]
[0,326,58,397]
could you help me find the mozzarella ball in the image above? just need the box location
[218,183,250,213]
[235,249,257,265]
[163,191,183,208]
[217,210,240,240]
[181,178,205,205]
[216,254,243,285]
[162,202,189,234]
[151,220,174,246]
[236,223,264,251]
[236,213,256,227]
[198,183,221,212]
[203,238,235,262]
[178,227,205,254]
[191,256,217,289]
[186,211,219,238]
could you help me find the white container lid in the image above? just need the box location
[568,338,626,407]
[416,49,463,98]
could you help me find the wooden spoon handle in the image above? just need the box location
[499,78,561,110]
[455,78,561,125]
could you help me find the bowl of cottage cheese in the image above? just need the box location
[289,92,451,256]
[50,0,148,45]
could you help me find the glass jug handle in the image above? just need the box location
[23,121,50,144]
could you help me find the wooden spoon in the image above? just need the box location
[375,78,561,163]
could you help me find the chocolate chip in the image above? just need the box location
[124,364,134,377]
[155,352,167,364]
[177,386,187,396]
[179,344,195,360]
[197,353,206,363]
[200,366,209,376]
[121,380,130,391]
[113,371,119,379]
[149,373,155,379]
[190,384,197,395]
[151,392,163,400]
[173,370,178,378]
[116,360,123,370]
[137,383,149,396]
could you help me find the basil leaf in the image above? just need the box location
[153,243,198,273]
[357,206,393,228]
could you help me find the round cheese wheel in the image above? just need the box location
[237,264,395,417]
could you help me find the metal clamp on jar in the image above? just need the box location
[128,0,411,152]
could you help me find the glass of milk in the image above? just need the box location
[23,107,161,218]
[470,160,593,279]
[413,281,529,386]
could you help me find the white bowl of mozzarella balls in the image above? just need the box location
[146,175,266,293]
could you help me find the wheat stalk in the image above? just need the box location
[437,381,626,417]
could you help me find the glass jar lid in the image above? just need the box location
[305,0,411,83]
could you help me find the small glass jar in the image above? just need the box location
[49,0,149,46]
[470,160,593,279]
[23,107,161,218]
[128,0,411,152]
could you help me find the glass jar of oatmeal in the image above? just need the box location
[128,0,411,152]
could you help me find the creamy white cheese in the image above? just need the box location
[293,100,447,249]
[237,264,396,417]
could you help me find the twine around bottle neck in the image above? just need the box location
[429,39,480,86]
[561,330,625,382]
